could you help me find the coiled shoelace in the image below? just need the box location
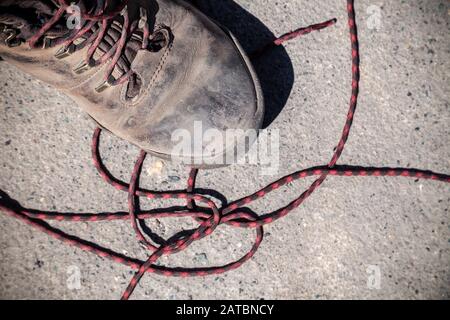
[1,0,449,300]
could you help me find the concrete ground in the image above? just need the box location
[0,0,449,300]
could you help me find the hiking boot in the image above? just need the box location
[0,0,264,167]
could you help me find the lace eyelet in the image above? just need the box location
[95,75,115,93]
[54,44,76,59]
[2,26,20,48]
[73,58,95,74]
[147,26,172,52]
[42,36,52,49]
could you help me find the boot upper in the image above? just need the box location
[0,0,264,166]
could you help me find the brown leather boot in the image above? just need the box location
[0,0,264,167]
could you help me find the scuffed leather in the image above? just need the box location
[0,0,264,166]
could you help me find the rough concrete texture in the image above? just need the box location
[0,0,449,300]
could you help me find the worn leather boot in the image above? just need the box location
[0,0,264,167]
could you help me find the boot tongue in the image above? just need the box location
[0,0,64,41]
[0,1,55,15]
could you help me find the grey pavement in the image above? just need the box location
[0,0,449,299]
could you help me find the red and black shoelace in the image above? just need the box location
[28,0,149,87]
[1,0,449,300]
